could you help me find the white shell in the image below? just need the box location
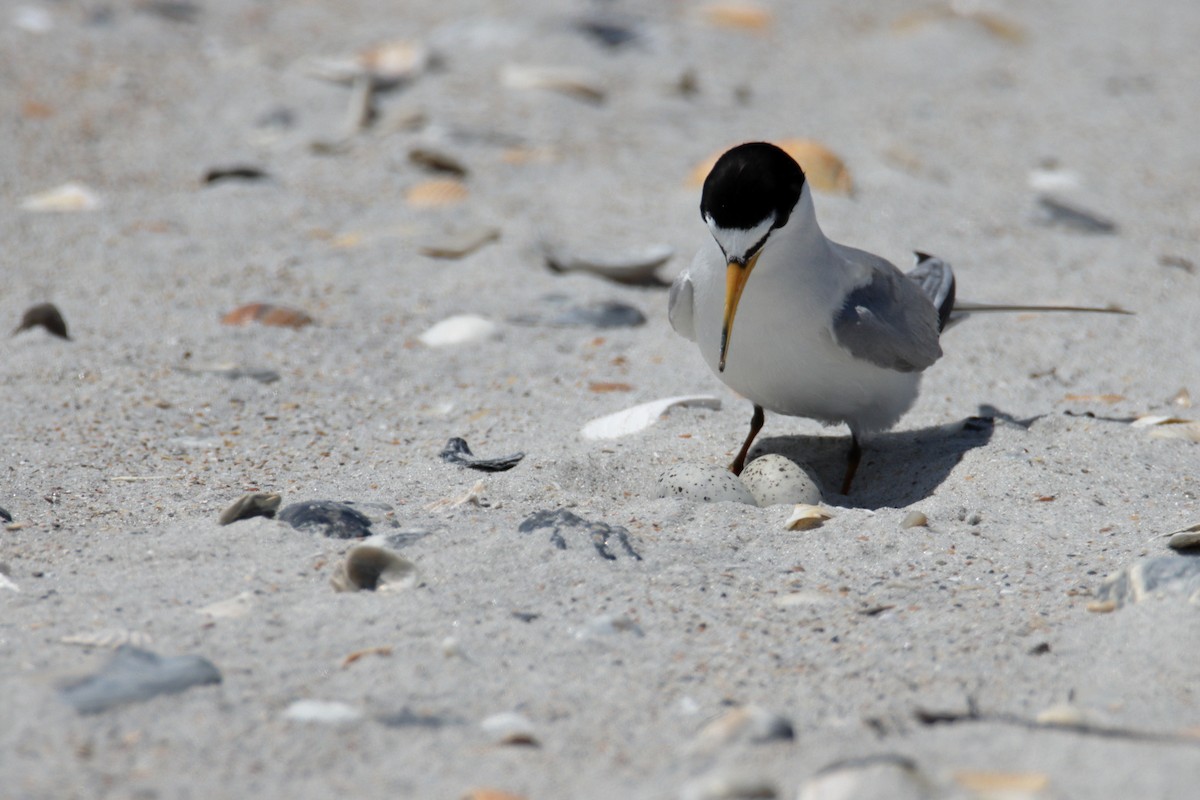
[656,463,756,505]
[196,591,256,619]
[283,700,363,724]
[417,314,498,347]
[501,64,606,102]
[330,545,418,593]
[20,182,101,212]
[739,454,822,506]
[480,711,539,745]
[784,504,833,530]
[581,395,721,440]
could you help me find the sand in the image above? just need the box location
[2,1,1199,797]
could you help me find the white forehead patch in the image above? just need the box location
[705,213,775,262]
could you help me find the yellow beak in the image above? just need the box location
[718,250,760,372]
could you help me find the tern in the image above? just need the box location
[668,141,1128,494]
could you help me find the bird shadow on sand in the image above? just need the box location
[750,413,999,511]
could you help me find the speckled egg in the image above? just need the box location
[655,463,756,505]
[739,454,822,506]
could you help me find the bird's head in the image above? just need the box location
[700,142,806,371]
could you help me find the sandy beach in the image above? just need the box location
[3,1,1199,797]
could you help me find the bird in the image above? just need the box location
[668,141,1129,494]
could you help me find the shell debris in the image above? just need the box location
[784,504,832,531]
[581,395,721,440]
[701,3,773,30]
[20,181,101,212]
[406,178,469,208]
[12,302,71,340]
[330,545,418,593]
[501,64,606,103]
[221,303,314,329]
[304,39,429,88]
[417,314,498,347]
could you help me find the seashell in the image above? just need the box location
[1033,195,1117,234]
[691,705,794,753]
[419,225,500,259]
[202,165,268,185]
[21,181,101,212]
[279,500,374,539]
[425,480,488,512]
[501,64,606,103]
[1035,702,1092,726]
[12,302,70,339]
[405,178,469,208]
[304,40,429,89]
[1062,393,1125,404]
[508,296,646,328]
[440,437,525,472]
[409,146,468,177]
[0,571,18,593]
[702,3,772,30]
[656,463,756,505]
[462,789,527,800]
[543,241,674,285]
[1171,387,1192,408]
[196,591,255,620]
[330,544,417,592]
[61,629,153,649]
[283,699,363,724]
[480,711,539,746]
[1095,555,1200,607]
[417,314,498,346]
[689,140,852,195]
[575,614,644,640]
[518,509,641,560]
[177,363,281,383]
[1133,415,1200,442]
[900,510,928,529]
[581,395,721,440]
[220,303,314,328]
[784,504,832,530]
[739,454,822,506]
[589,382,632,393]
[218,492,281,525]
[954,772,1049,794]
[799,754,927,800]
[340,646,393,667]
[1167,525,1200,551]
[680,772,778,800]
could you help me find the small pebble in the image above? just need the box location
[462,788,527,800]
[283,700,363,724]
[218,492,281,525]
[900,511,928,529]
[279,501,374,539]
[59,645,221,714]
[0,507,11,522]
[20,181,101,212]
[656,463,756,505]
[575,614,644,640]
[739,454,822,506]
[480,712,539,746]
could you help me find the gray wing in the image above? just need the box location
[831,255,944,373]
[667,269,696,341]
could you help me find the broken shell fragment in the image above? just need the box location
[61,629,153,650]
[13,302,70,339]
[784,504,832,530]
[218,492,281,525]
[900,511,928,529]
[409,146,468,177]
[702,3,772,30]
[501,64,606,103]
[542,241,674,285]
[21,181,101,212]
[480,711,539,746]
[406,178,469,208]
[581,395,721,440]
[440,437,525,472]
[221,303,313,328]
[331,544,418,593]
[304,40,429,89]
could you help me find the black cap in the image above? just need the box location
[700,142,806,231]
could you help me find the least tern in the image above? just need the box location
[669,141,1128,494]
